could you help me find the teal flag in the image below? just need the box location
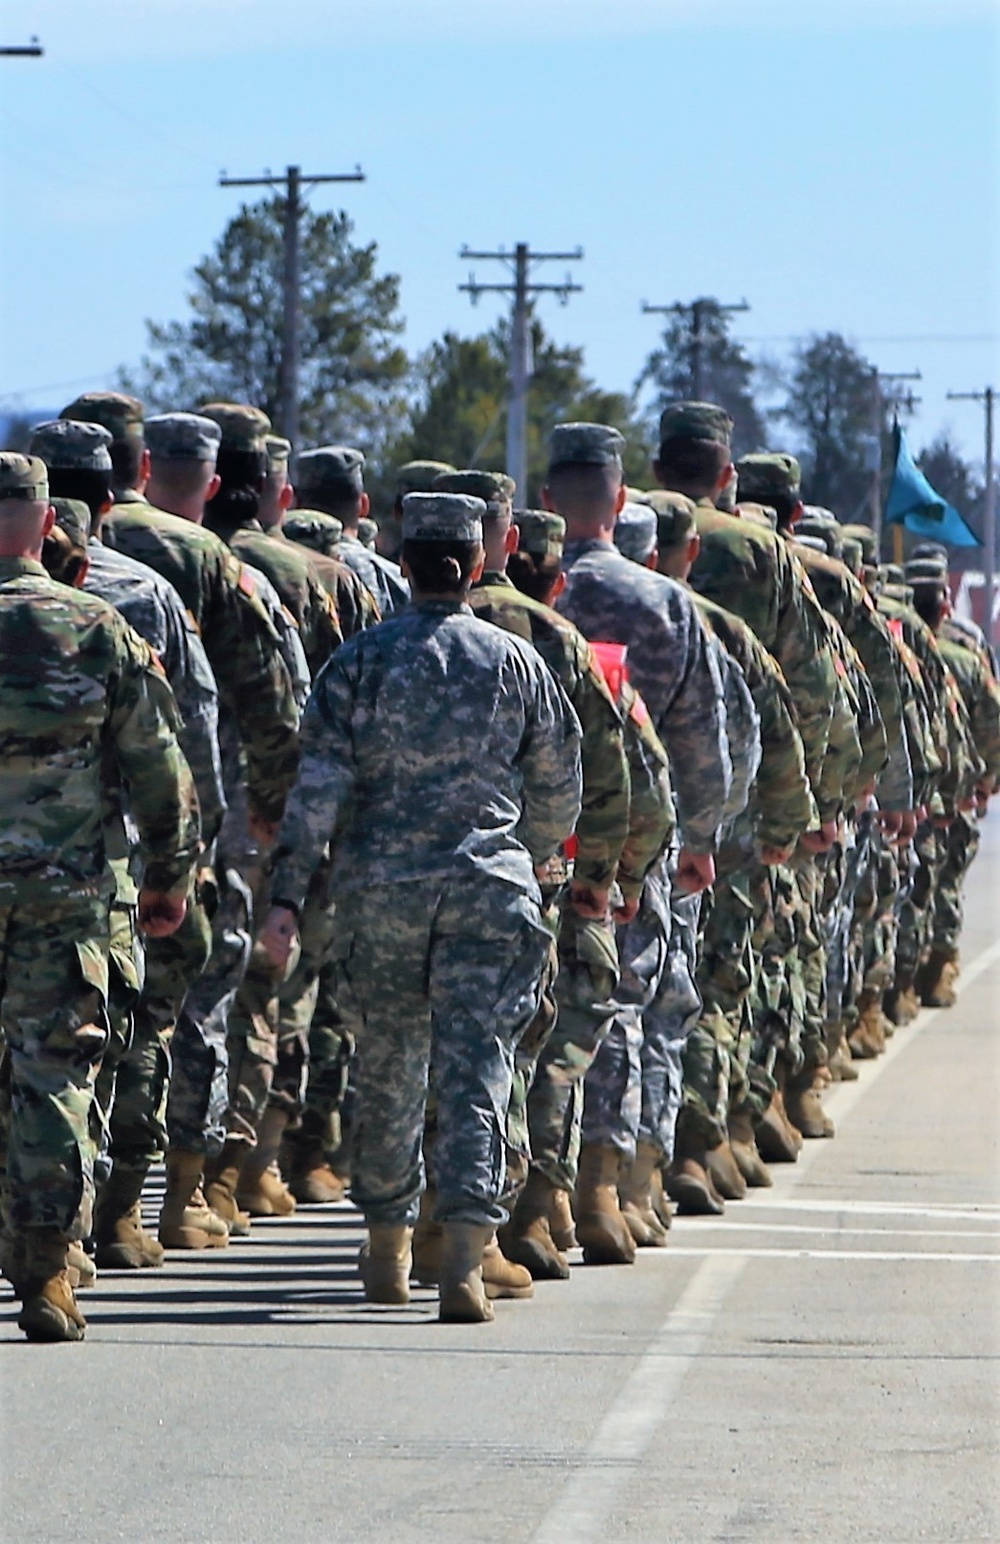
[884,421,980,548]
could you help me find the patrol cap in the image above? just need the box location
[298,445,366,496]
[911,540,949,564]
[880,563,906,585]
[644,488,697,548]
[614,501,658,563]
[284,509,344,555]
[60,390,143,443]
[513,509,566,559]
[801,503,839,525]
[357,516,378,549]
[434,469,516,512]
[401,492,484,543]
[737,501,778,530]
[0,451,48,503]
[882,581,914,605]
[265,434,292,473]
[841,523,879,566]
[30,418,113,471]
[905,557,949,588]
[840,536,864,577]
[50,496,91,547]
[796,513,840,557]
[658,400,733,448]
[795,534,829,555]
[395,459,456,496]
[548,422,624,470]
[735,452,801,503]
[198,402,271,453]
[145,412,221,463]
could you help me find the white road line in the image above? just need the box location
[645,1246,1000,1264]
[710,1198,1000,1220]
[666,1221,1000,1240]
[531,930,1000,1544]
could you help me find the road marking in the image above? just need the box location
[646,1246,1000,1264]
[531,930,1000,1544]
[706,1198,1000,1220]
[666,1221,1000,1240]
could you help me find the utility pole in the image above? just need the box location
[870,368,921,551]
[948,386,996,645]
[459,243,583,498]
[641,296,749,400]
[219,163,365,454]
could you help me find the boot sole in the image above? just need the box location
[499,1238,570,1281]
[664,1178,725,1216]
[158,1227,229,1250]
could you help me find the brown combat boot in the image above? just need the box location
[284,1136,347,1205]
[67,1240,98,1289]
[17,1232,87,1343]
[665,1112,725,1216]
[726,1110,773,1188]
[236,1108,296,1217]
[498,1169,570,1280]
[548,1187,578,1251]
[159,1150,230,1250]
[828,1033,860,1081]
[482,1235,534,1299]
[574,1144,637,1263]
[848,990,888,1060]
[438,1223,495,1323]
[785,1074,836,1139]
[359,1225,413,1305]
[203,1138,252,1235]
[915,949,958,1009]
[94,1163,164,1270]
[618,1141,670,1246]
[649,1166,673,1229]
[411,1187,443,1285]
[884,975,920,1026]
[755,1089,803,1163]
[706,1140,749,1201]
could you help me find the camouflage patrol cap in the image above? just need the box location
[841,523,879,566]
[145,412,221,463]
[911,540,949,564]
[880,563,906,585]
[298,445,365,495]
[265,434,292,473]
[199,402,271,453]
[658,401,733,448]
[434,469,516,512]
[0,451,48,503]
[284,509,344,555]
[883,582,914,605]
[795,534,830,555]
[548,422,624,470]
[737,501,778,530]
[395,459,456,496]
[840,536,864,577]
[30,418,113,471]
[614,501,658,563]
[796,512,841,558]
[644,488,697,548]
[60,390,144,443]
[735,452,801,503]
[513,509,565,559]
[357,517,378,549]
[402,492,484,543]
[905,557,949,589]
[51,496,91,547]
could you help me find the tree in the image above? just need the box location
[779,332,884,518]
[121,198,409,461]
[384,316,652,508]
[637,299,767,457]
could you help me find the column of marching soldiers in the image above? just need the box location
[1,387,998,1343]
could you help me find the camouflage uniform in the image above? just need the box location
[297,446,410,618]
[0,468,199,1246]
[269,494,581,1226]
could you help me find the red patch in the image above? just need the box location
[237,568,256,597]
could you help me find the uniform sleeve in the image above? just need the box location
[569,646,632,890]
[715,642,761,824]
[772,547,839,791]
[616,691,676,903]
[515,658,583,866]
[106,623,201,895]
[267,656,359,911]
[847,597,913,812]
[750,652,819,850]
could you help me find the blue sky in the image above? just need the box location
[1,0,997,468]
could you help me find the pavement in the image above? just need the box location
[3,815,999,1544]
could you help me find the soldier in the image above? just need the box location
[260,492,582,1323]
[296,446,410,616]
[0,452,199,1341]
[378,460,457,561]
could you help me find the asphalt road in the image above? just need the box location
[3,816,999,1544]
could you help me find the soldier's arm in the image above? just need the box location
[616,690,676,904]
[303,575,344,677]
[847,598,913,812]
[714,641,761,824]
[772,547,839,789]
[569,644,632,891]
[748,648,818,852]
[515,658,583,866]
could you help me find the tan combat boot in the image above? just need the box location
[438,1223,495,1323]
[359,1225,413,1305]
[548,1187,578,1251]
[236,1108,296,1217]
[915,949,958,1009]
[411,1187,444,1285]
[755,1089,803,1163]
[482,1234,534,1299]
[203,1138,252,1236]
[284,1130,347,1205]
[17,1231,87,1343]
[785,1073,835,1139]
[706,1140,749,1201]
[574,1144,637,1263]
[94,1163,164,1270]
[848,989,888,1059]
[158,1149,230,1250]
[618,1141,670,1247]
[727,1109,773,1188]
[664,1113,726,1216]
[67,1240,98,1289]
[498,1169,570,1280]
[828,1033,860,1081]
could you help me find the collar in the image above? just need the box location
[474,570,515,590]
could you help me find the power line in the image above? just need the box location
[219,163,366,454]
[459,243,583,497]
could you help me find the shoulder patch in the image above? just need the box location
[237,567,256,598]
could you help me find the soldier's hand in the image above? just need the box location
[759,841,795,866]
[570,881,610,919]
[259,905,300,972]
[138,890,187,937]
[877,811,903,837]
[799,820,838,854]
[248,809,280,847]
[676,848,715,894]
